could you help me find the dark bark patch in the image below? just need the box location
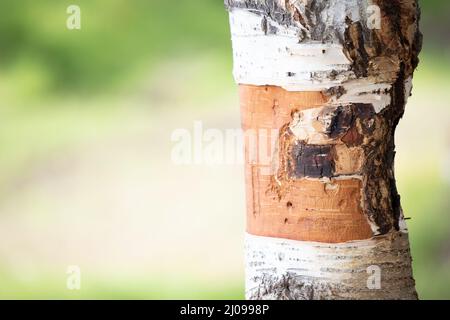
[289,142,334,179]
[327,104,376,144]
[344,19,371,78]
[341,127,364,147]
[327,106,354,139]
[342,0,423,81]
[325,86,347,99]
[360,63,408,234]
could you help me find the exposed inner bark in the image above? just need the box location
[241,86,374,243]
[228,0,422,235]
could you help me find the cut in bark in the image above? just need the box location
[225,0,422,300]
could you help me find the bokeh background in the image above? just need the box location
[0,0,449,299]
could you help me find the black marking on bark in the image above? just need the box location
[328,104,376,143]
[289,142,334,179]
[328,106,354,140]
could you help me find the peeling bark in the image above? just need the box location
[225,0,422,300]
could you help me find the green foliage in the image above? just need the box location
[0,0,229,95]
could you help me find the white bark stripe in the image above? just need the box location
[245,232,417,300]
[328,80,392,113]
[229,9,353,91]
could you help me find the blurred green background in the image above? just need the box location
[0,0,449,299]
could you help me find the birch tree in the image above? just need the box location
[225,0,422,300]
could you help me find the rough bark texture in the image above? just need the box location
[246,232,417,300]
[226,0,422,300]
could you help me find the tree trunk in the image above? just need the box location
[225,0,423,300]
